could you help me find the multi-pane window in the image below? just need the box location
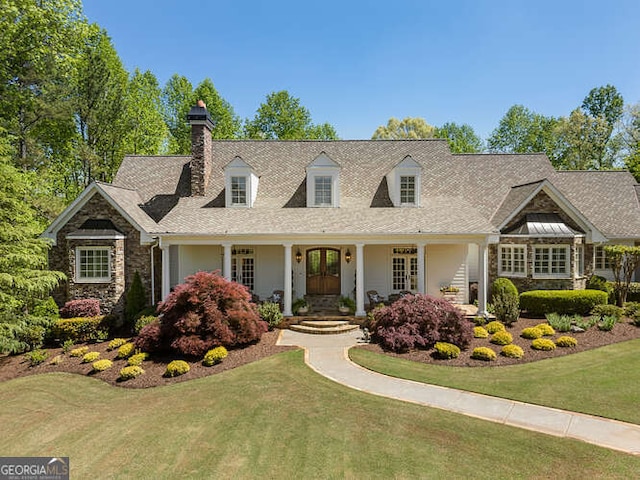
[314,176,332,206]
[399,176,416,204]
[230,176,247,205]
[594,246,611,270]
[575,245,585,277]
[231,248,255,291]
[77,247,110,281]
[534,246,569,276]
[499,245,526,276]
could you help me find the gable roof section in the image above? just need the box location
[42,182,158,245]
[504,213,580,236]
[493,178,606,243]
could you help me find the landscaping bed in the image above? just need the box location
[0,330,295,388]
[356,315,640,367]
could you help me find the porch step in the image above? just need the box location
[290,320,359,335]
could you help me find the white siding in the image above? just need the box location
[426,244,468,303]
[178,245,222,284]
[256,245,284,300]
[467,243,479,283]
[364,245,390,297]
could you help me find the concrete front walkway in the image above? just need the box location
[277,329,640,456]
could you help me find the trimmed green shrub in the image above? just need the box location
[490,330,513,346]
[556,336,578,347]
[24,349,48,366]
[587,275,611,294]
[125,271,147,324]
[32,297,60,319]
[520,290,608,316]
[127,352,148,366]
[535,323,555,336]
[491,277,519,325]
[117,342,135,359]
[70,346,89,357]
[473,326,489,338]
[485,321,505,334]
[258,302,283,329]
[531,338,556,351]
[134,271,267,356]
[545,313,572,332]
[92,359,113,372]
[472,316,486,326]
[203,346,228,366]
[134,315,157,335]
[434,342,460,359]
[372,294,473,353]
[597,315,617,331]
[520,327,543,339]
[591,304,623,321]
[165,360,190,377]
[108,338,128,350]
[501,344,524,359]
[471,347,496,361]
[118,365,144,381]
[82,351,100,363]
[51,316,107,343]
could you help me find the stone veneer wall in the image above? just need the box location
[190,122,212,196]
[502,190,583,233]
[489,236,593,294]
[49,193,153,317]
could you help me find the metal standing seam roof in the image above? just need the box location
[503,213,581,236]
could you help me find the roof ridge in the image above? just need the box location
[96,181,140,194]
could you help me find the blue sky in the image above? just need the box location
[83,0,640,141]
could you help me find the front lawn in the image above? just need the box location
[350,338,640,425]
[1,350,639,478]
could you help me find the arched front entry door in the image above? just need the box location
[306,248,341,295]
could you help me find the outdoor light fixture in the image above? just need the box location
[345,249,352,263]
[296,249,302,263]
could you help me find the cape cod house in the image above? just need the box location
[43,104,640,318]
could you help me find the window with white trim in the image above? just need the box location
[76,247,110,282]
[314,176,333,206]
[575,244,584,277]
[499,245,526,276]
[399,176,416,205]
[230,176,247,206]
[594,246,611,270]
[533,245,569,276]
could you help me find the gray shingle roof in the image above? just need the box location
[96,182,159,233]
[107,141,640,240]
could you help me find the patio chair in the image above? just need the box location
[267,290,284,311]
[366,290,386,310]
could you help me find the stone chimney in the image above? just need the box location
[187,100,214,196]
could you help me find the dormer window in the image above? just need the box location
[306,152,340,207]
[387,155,421,207]
[224,156,258,208]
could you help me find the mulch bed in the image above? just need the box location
[355,316,640,367]
[0,330,296,389]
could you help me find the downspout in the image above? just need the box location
[150,238,159,306]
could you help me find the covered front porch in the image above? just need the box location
[158,236,494,317]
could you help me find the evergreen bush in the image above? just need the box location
[125,271,147,325]
[92,359,113,372]
[258,302,283,329]
[485,321,506,334]
[203,346,228,366]
[471,347,496,361]
[434,342,461,359]
[473,326,489,338]
[165,360,190,377]
[531,338,556,351]
[520,290,607,316]
[556,336,578,347]
[491,277,519,325]
[490,330,513,346]
[118,365,144,381]
[520,327,543,339]
[501,344,524,359]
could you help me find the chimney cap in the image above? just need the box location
[197,99,206,108]
[187,103,214,128]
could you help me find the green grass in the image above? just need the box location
[350,339,640,425]
[1,350,639,478]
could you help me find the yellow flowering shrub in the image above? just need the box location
[485,321,505,334]
[531,338,556,351]
[490,330,513,346]
[556,336,578,347]
[535,323,556,336]
[501,344,524,359]
[521,327,543,339]
[119,365,144,381]
[82,351,100,363]
[434,342,461,359]
[127,352,148,366]
[473,326,489,338]
[164,360,190,377]
[108,338,128,350]
[70,346,89,357]
[92,359,113,372]
[117,342,135,359]
[203,346,229,366]
[471,347,496,361]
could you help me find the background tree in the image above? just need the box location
[622,103,640,181]
[434,122,483,153]
[555,109,612,170]
[372,117,435,139]
[162,74,194,154]
[245,90,338,140]
[192,78,241,140]
[604,245,640,306]
[122,69,167,155]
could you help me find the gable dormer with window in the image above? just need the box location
[306,152,341,207]
[224,156,259,208]
[387,155,422,207]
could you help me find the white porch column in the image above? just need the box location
[161,244,170,300]
[283,243,293,316]
[477,241,489,316]
[222,243,232,280]
[355,243,366,317]
[416,242,426,294]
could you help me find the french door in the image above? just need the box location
[306,248,341,295]
[392,247,417,292]
[231,248,255,292]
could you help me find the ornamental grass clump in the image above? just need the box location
[556,336,578,347]
[531,338,556,351]
[473,326,489,338]
[501,344,524,359]
[490,330,513,346]
[134,271,267,357]
[165,360,190,377]
[471,347,496,361]
[82,351,100,363]
[434,342,460,359]
[597,315,617,331]
[92,359,113,372]
[520,327,543,340]
[545,313,572,332]
[371,294,472,353]
[535,323,556,336]
[485,321,505,334]
[119,365,144,381]
[203,346,228,366]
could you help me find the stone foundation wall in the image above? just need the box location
[49,193,153,317]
